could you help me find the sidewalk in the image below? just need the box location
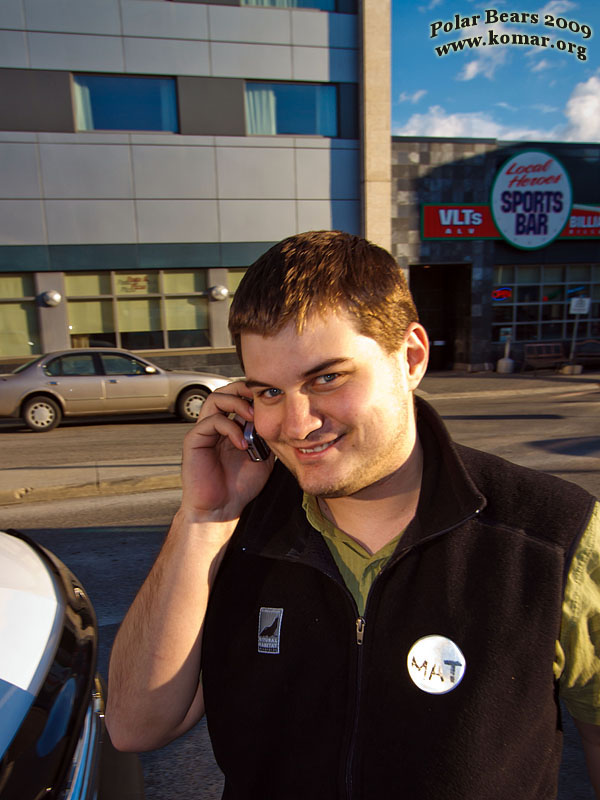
[1,370,598,506]
[418,368,600,400]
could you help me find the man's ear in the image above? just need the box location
[403,323,429,390]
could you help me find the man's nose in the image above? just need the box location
[280,394,322,441]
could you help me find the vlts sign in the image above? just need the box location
[422,150,600,251]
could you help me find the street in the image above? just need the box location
[1,383,599,799]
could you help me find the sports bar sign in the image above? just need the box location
[422,149,600,250]
[491,151,571,249]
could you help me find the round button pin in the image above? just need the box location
[407,635,466,695]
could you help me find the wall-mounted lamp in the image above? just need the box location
[209,285,229,301]
[40,290,62,307]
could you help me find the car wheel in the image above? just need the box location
[177,388,209,422]
[23,395,62,432]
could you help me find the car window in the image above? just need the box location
[44,354,97,377]
[101,354,148,376]
[44,358,62,377]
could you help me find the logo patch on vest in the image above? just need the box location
[407,635,466,694]
[258,607,283,654]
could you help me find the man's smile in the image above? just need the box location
[297,436,342,455]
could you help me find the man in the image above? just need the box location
[107,231,600,799]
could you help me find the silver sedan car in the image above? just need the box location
[0,348,231,432]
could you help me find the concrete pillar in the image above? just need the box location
[35,272,69,352]
[360,0,391,252]
[207,268,232,348]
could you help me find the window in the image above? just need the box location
[73,74,178,132]
[245,82,337,136]
[227,269,246,297]
[162,271,209,348]
[241,0,335,8]
[66,271,116,348]
[170,0,346,8]
[101,353,149,376]
[114,271,162,351]
[0,274,40,357]
[491,264,600,343]
[117,298,163,350]
[44,354,96,377]
[65,270,209,350]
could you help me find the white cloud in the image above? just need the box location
[531,58,552,72]
[536,0,576,16]
[393,71,600,143]
[496,101,517,111]
[533,103,559,113]
[456,49,509,81]
[562,74,600,141]
[455,19,512,81]
[459,60,484,81]
[398,89,427,104]
[392,104,556,140]
[418,0,443,11]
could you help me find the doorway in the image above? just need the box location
[409,263,472,371]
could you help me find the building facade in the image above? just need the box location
[0,0,390,371]
[392,136,600,371]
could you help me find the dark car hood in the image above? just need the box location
[0,531,63,758]
[0,530,98,797]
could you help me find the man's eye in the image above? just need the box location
[262,387,282,399]
[315,373,339,385]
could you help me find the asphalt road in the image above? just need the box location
[1,386,599,799]
[0,411,190,466]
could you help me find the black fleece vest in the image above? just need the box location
[202,399,595,800]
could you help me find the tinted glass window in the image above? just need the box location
[245,83,337,136]
[241,0,335,8]
[0,301,40,357]
[73,74,178,132]
[45,354,96,376]
[101,354,149,375]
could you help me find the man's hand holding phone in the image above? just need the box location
[180,381,273,525]
[107,380,272,750]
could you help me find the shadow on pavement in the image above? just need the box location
[441,414,564,420]
[528,437,600,458]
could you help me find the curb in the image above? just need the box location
[417,383,600,401]
[0,473,181,507]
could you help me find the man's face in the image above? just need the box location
[242,310,428,499]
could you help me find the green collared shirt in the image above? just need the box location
[303,494,600,725]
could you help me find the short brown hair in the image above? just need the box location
[229,230,418,361]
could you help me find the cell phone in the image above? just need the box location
[243,421,271,462]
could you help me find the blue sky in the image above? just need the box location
[392,0,600,141]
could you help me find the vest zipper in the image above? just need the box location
[355,616,365,645]
[345,615,366,798]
